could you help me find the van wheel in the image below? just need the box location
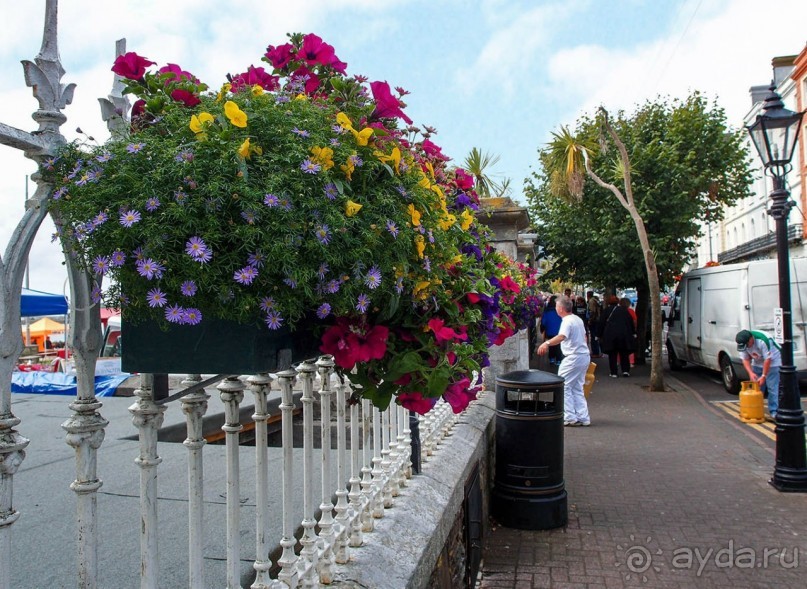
[667,342,684,370]
[720,355,740,395]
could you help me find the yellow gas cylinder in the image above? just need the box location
[583,362,597,398]
[739,381,765,423]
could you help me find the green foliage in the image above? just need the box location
[527,92,753,289]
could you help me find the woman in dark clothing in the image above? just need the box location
[599,295,636,377]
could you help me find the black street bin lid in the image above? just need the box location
[497,369,563,387]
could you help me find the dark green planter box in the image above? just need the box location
[121,318,321,375]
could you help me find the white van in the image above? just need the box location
[102,314,122,357]
[666,258,807,393]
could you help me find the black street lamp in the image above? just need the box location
[746,84,807,492]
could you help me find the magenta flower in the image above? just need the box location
[370,81,413,124]
[234,266,258,285]
[230,65,279,92]
[170,88,201,107]
[316,303,332,319]
[158,63,198,84]
[264,310,284,330]
[119,209,141,227]
[146,288,168,308]
[111,52,156,80]
[264,43,295,69]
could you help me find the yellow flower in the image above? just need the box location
[414,234,425,258]
[352,127,374,146]
[341,156,355,181]
[425,161,435,180]
[189,112,215,134]
[345,200,363,217]
[238,138,251,159]
[251,85,264,96]
[460,209,474,231]
[418,175,432,191]
[413,280,432,299]
[336,112,354,131]
[294,93,307,101]
[408,204,422,227]
[438,213,456,230]
[374,147,402,174]
[311,146,335,170]
[216,83,231,102]
[224,101,248,127]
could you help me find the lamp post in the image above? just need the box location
[746,84,807,492]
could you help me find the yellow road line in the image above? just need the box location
[712,401,776,441]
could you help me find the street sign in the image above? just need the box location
[774,307,784,345]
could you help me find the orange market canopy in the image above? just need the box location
[25,317,65,336]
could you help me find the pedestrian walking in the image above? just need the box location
[537,295,591,426]
[600,295,635,377]
[540,295,563,365]
[735,329,781,419]
[586,291,602,356]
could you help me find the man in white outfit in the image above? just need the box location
[537,295,591,426]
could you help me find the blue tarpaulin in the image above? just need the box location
[12,371,130,397]
[21,288,69,317]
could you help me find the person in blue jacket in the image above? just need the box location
[540,295,563,365]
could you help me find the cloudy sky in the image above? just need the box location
[0,0,805,296]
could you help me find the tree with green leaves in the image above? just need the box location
[528,92,753,391]
[464,147,503,199]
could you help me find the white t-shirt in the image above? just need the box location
[559,313,589,357]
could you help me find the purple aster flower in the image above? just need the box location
[300,159,321,174]
[324,183,338,200]
[174,190,188,205]
[395,276,404,294]
[329,138,341,147]
[96,152,113,163]
[119,209,141,227]
[317,263,329,279]
[325,279,341,294]
[260,296,276,312]
[76,172,92,186]
[182,308,203,325]
[175,150,194,163]
[165,304,185,323]
[356,294,370,313]
[43,157,59,170]
[241,210,257,224]
[316,303,332,319]
[146,288,168,308]
[126,142,145,153]
[233,265,258,285]
[349,154,363,167]
[386,220,399,238]
[90,285,102,304]
[105,250,124,268]
[315,225,331,245]
[284,278,297,289]
[365,266,382,290]
[264,310,284,330]
[93,212,108,225]
[185,236,210,261]
[292,127,310,138]
[396,185,408,198]
[132,246,145,261]
[145,197,161,212]
[331,124,346,134]
[92,255,111,275]
[180,280,197,297]
[136,258,164,280]
[428,230,434,244]
[247,252,265,268]
[263,193,279,207]
[52,187,68,200]
[279,196,293,211]
[423,256,431,272]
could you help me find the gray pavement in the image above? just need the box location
[479,356,807,588]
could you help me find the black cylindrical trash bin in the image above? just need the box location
[492,369,567,530]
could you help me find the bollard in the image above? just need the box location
[739,381,765,423]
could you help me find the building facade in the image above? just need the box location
[693,49,807,268]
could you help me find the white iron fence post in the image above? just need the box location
[218,376,245,589]
[276,369,299,588]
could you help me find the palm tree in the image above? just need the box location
[464,147,501,199]
[546,108,666,392]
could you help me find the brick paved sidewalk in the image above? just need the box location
[479,358,807,588]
